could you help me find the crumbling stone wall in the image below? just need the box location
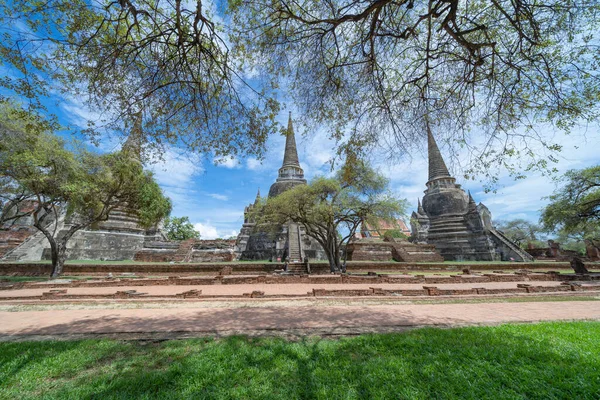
[134,239,236,263]
[0,228,37,258]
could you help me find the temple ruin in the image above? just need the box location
[1,118,166,262]
[410,127,533,262]
[234,113,326,261]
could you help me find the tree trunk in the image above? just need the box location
[47,237,62,278]
[326,250,337,273]
[51,231,75,278]
[49,230,77,278]
[324,237,341,273]
[50,245,67,278]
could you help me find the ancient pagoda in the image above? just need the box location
[45,115,165,260]
[235,113,325,261]
[268,112,307,197]
[410,127,533,262]
[1,116,166,262]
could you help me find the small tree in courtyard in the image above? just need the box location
[0,108,171,277]
[496,219,544,248]
[382,229,408,241]
[258,162,405,272]
[541,166,600,256]
[164,216,201,241]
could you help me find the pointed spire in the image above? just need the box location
[427,124,451,181]
[418,198,425,214]
[254,188,261,205]
[468,191,477,211]
[282,112,300,167]
[122,112,144,161]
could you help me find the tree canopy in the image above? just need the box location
[164,216,201,241]
[2,1,598,181]
[231,0,600,180]
[0,104,172,276]
[258,162,405,271]
[495,218,543,248]
[0,0,280,159]
[541,165,600,250]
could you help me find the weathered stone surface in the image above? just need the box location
[0,228,37,258]
[346,238,443,262]
[526,240,583,261]
[235,113,326,262]
[585,240,600,261]
[134,239,236,263]
[346,239,393,261]
[571,257,589,274]
[411,130,532,262]
[5,127,166,262]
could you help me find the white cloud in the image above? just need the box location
[246,157,266,170]
[298,129,337,179]
[149,149,203,189]
[208,193,229,201]
[375,126,600,227]
[193,222,238,240]
[193,222,219,239]
[214,156,240,169]
[144,148,205,212]
[61,101,103,130]
[226,229,239,237]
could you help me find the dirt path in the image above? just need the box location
[1,301,599,341]
[0,280,566,298]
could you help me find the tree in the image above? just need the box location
[541,165,600,255]
[0,108,172,277]
[495,219,543,248]
[257,162,405,272]
[0,0,279,159]
[231,1,600,181]
[382,229,408,241]
[164,216,201,241]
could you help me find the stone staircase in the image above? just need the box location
[287,223,303,262]
[285,262,308,274]
[426,216,497,261]
[489,229,534,262]
[0,229,35,258]
[172,239,197,262]
[285,223,307,273]
[387,239,444,262]
[1,212,66,262]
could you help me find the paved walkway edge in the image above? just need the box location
[1,319,598,342]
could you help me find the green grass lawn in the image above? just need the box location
[0,322,598,399]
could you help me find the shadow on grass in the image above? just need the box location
[0,322,599,399]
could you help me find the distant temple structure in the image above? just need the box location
[235,113,326,261]
[410,128,533,262]
[360,218,411,239]
[1,117,166,262]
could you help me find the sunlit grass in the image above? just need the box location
[0,322,598,399]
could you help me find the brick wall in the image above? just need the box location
[1,260,598,276]
[0,229,37,258]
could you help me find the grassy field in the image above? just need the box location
[0,322,598,399]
